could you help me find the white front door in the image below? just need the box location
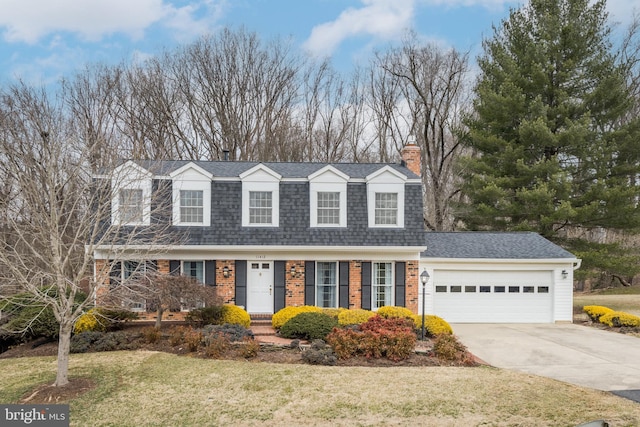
[247,262,274,314]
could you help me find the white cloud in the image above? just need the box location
[0,0,223,44]
[303,0,416,57]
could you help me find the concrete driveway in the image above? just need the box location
[453,323,640,394]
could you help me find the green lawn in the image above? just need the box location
[1,351,639,426]
[574,285,640,317]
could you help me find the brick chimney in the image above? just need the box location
[401,142,421,177]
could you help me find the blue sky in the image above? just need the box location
[0,0,637,86]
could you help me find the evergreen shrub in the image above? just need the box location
[412,314,453,336]
[272,306,322,329]
[279,311,338,340]
[221,305,251,328]
[583,305,614,323]
[337,308,375,326]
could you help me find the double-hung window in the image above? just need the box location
[180,190,204,223]
[183,261,204,284]
[119,189,143,224]
[249,191,273,225]
[373,262,393,309]
[374,193,398,225]
[317,192,340,225]
[316,262,337,308]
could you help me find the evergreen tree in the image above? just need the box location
[460,0,640,280]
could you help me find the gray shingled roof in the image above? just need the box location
[422,232,576,259]
[129,159,420,180]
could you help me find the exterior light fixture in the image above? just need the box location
[223,266,230,278]
[420,269,430,341]
[561,269,568,279]
[290,265,297,278]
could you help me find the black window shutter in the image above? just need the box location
[110,261,121,287]
[361,262,371,310]
[274,261,286,312]
[339,261,349,309]
[395,262,406,307]
[169,260,180,276]
[304,261,315,306]
[145,260,158,273]
[205,260,216,286]
[235,260,247,308]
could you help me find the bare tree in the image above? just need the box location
[137,273,218,329]
[371,35,471,230]
[0,82,177,386]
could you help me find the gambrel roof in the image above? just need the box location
[116,160,420,181]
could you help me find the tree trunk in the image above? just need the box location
[54,321,73,387]
[155,307,164,329]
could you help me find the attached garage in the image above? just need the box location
[420,232,580,323]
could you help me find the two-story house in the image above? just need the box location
[93,145,427,317]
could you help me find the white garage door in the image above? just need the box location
[432,270,553,323]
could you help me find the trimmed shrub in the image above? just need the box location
[272,306,322,329]
[338,309,375,326]
[74,308,138,334]
[203,324,254,343]
[322,307,346,320]
[599,311,640,328]
[583,305,614,323]
[302,339,337,366]
[279,312,339,340]
[74,308,107,333]
[377,306,414,321]
[70,331,105,353]
[326,315,416,361]
[221,305,251,328]
[185,305,224,327]
[70,330,139,353]
[432,333,473,364]
[412,314,453,337]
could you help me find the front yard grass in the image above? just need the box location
[1,350,639,426]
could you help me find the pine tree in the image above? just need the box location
[461,0,640,242]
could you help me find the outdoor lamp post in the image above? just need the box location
[420,269,430,340]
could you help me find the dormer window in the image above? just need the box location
[366,166,406,228]
[309,166,349,228]
[317,192,340,225]
[119,189,143,224]
[374,192,398,225]
[180,190,204,223]
[170,162,212,226]
[241,164,281,227]
[111,161,152,226]
[249,191,273,224]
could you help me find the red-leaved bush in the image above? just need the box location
[326,315,416,361]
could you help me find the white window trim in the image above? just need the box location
[111,161,152,226]
[366,166,406,228]
[170,163,212,227]
[240,164,281,227]
[316,261,339,308]
[372,261,395,310]
[309,166,349,228]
